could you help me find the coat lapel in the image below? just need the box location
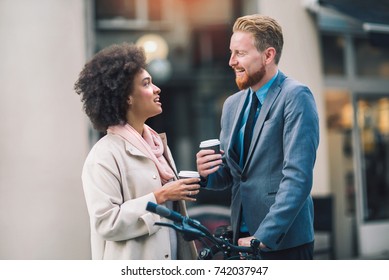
[159,132,179,179]
[124,141,146,157]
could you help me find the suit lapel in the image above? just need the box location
[244,73,287,168]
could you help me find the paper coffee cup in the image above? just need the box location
[199,139,221,153]
[178,171,200,198]
[178,170,200,179]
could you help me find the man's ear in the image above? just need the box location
[265,47,276,64]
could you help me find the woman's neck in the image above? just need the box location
[126,111,146,136]
[128,121,144,136]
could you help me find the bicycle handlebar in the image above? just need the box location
[146,202,211,237]
[146,201,184,224]
[146,202,261,259]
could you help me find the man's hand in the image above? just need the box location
[196,149,223,178]
[238,236,267,249]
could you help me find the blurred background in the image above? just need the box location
[1,0,389,260]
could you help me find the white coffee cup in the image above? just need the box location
[178,171,200,197]
[178,170,200,179]
[199,139,221,153]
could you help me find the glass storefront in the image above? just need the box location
[356,95,389,221]
[322,26,389,256]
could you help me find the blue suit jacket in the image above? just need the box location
[205,71,319,250]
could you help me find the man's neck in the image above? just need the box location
[251,67,278,92]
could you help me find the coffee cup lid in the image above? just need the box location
[178,170,200,178]
[199,139,220,148]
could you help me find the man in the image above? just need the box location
[196,14,319,260]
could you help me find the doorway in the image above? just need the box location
[353,94,389,257]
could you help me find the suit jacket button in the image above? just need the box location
[241,175,247,182]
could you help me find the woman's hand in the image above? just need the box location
[154,177,201,204]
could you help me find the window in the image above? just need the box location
[321,34,346,76]
[148,0,162,21]
[355,37,389,78]
[96,0,136,20]
[356,95,389,221]
[95,0,164,29]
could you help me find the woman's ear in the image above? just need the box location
[127,96,132,105]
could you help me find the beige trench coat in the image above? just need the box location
[82,132,197,260]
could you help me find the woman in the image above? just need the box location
[74,43,199,260]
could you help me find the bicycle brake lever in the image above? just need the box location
[250,238,261,259]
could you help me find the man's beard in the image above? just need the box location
[235,66,266,90]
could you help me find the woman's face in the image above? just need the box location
[128,69,162,121]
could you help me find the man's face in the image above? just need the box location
[229,31,266,91]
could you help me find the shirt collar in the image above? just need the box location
[251,70,279,104]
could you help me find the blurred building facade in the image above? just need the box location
[1,0,388,259]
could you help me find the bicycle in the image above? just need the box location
[146,201,261,260]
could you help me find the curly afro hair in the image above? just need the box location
[75,43,146,131]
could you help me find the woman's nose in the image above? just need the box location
[153,84,161,94]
